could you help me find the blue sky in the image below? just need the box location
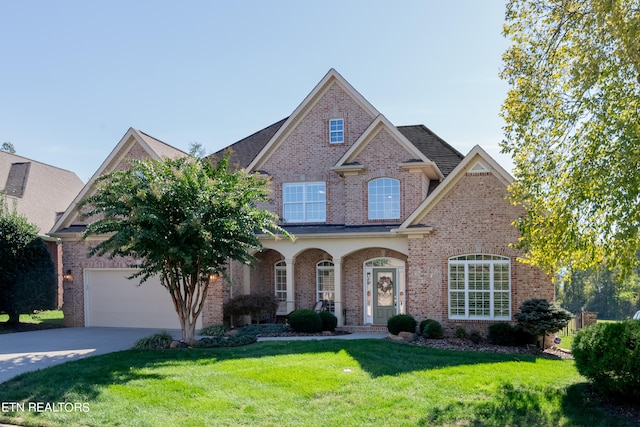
[1,1,511,182]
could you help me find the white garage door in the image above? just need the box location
[85,269,202,329]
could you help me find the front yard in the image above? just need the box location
[0,339,636,426]
[0,310,63,334]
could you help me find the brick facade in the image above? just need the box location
[56,70,553,335]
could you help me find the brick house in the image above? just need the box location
[51,69,553,334]
[1,151,84,307]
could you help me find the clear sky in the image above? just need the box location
[1,1,511,182]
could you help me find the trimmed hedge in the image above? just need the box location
[488,323,535,346]
[420,319,444,339]
[319,311,338,332]
[573,320,640,401]
[288,309,322,333]
[387,314,417,335]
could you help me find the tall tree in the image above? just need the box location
[0,197,56,323]
[79,156,289,341]
[501,0,640,276]
[1,142,15,154]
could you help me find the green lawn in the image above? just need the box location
[0,310,64,334]
[0,339,635,427]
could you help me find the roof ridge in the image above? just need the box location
[0,150,83,179]
[397,124,464,159]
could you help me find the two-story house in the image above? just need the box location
[51,69,553,334]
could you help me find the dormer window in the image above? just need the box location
[329,119,344,144]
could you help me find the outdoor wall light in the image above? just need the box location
[208,273,218,283]
[63,270,73,282]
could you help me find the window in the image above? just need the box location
[448,254,511,320]
[317,261,335,313]
[283,182,326,223]
[274,261,287,304]
[368,178,400,220]
[329,119,344,144]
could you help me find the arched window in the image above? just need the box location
[274,261,287,304]
[448,254,511,320]
[368,178,400,220]
[316,261,335,313]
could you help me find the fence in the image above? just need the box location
[560,311,597,336]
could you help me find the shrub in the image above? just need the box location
[200,324,228,337]
[573,320,640,401]
[455,326,468,339]
[515,299,573,348]
[387,314,417,335]
[287,309,322,333]
[420,319,444,339]
[223,294,279,324]
[198,334,257,348]
[488,322,516,346]
[133,331,174,349]
[469,330,482,344]
[319,311,338,332]
[236,323,290,337]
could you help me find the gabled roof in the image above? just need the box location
[0,151,84,235]
[397,125,465,178]
[209,117,288,169]
[50,128,187,235]
[332,114,444,180]
[208,70,465,178]
[397,145,513,231]
[247,69,380,171]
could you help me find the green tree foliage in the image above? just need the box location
[0,198,56,323]
[515,298,573,348]
[79,156,289,341]
[501,0,640,275]
[557,264,640,319]
[1,142,15,154]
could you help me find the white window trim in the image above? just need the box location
[329,118,344,144]
[448,254,511,321]
[368,177,400,220]
[282,182,326,223]
[316,260,335,313]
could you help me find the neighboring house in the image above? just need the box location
[0,151,84,307]
[51,69,553,334]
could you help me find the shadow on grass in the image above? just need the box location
[420,382,636,427]
[0,339,545,405]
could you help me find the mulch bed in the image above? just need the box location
[408,336,573,359]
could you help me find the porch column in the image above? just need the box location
[285,258,295,313]
[333,258,343,326]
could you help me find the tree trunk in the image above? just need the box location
[182,319,196,343]
[7,311,20,325]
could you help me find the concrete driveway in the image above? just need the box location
[0,327,177,384]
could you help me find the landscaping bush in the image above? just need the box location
[319,311,338,332]
[455,326,468,339]
[515,299,573,348]
[573,320,640,401]
[469,330,482,344]
[387,314,417,335]
[223,294,279,324]
[488,322,517,346]
[287,309,322,333]
[200,324,228,337]
[198,334,257,348]
[419,319,444,339]
[133,331,174,349]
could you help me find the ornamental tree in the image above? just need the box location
[515,298,573,348]
[0,197,57,324]
[79,155,289,341]
[501,0,640,276]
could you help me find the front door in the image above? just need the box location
[373,268,396,324]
